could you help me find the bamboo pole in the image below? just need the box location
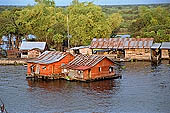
[0,97,8,113]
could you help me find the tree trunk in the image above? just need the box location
[15,35,19,49]
[25,35,29,41]
[11,34,14,50]
[8,35,11,50]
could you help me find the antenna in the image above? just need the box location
[67,15,72,49]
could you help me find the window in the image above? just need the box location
[99,67,102,72]
[109,67,113,73]
[61,63,65,66]
[145,49,149,53]
[42,66,46,70]
[77,70,81,74]
[23,52,28,55]
[63,69,68,73]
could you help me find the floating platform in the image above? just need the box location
[26,73,122,82]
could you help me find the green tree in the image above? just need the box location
[129,6,170,42]
[66,0,123,46]
[0,8,23,49]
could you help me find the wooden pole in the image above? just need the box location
[0,97,8,113]
[67,15,70,49]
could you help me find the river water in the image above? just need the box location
[0,61,170,113]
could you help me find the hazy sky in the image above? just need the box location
[0,0,170,6]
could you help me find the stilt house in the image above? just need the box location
[62,55,116,81]
[90,38,154,60]
[160,42,170,59]
[27,51,74,79]
[20,42,47,59]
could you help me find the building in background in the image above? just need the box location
[90,38,154,61]
[69,46,92,55]
[19,42,47,59]
[160,42,170,59]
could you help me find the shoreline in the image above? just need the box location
[0,58,27,65]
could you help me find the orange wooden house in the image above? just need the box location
[27,51,74,79]
[62,54,118,81]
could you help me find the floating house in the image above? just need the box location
[160,42,170,59]
[69,46,92,55]
[27,51,74,79]
[62,54,118,81]
[20,42,47,59]
[90,38,154,61]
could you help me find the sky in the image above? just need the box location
[0,0,170,6]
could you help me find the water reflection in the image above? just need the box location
[27,79,120,94]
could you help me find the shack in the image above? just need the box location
[7,49,19,58]
[90,38,154,61]
[62,54,118,81]
[27,51,74,79]
[124,38,154,60]
[69,46,92,55]
[151,43,161,61]
[20,42,47,59]
[160,42,170,59]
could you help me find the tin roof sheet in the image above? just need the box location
[20,42,46,51]
[90,38,154,49]
[27,51,69,64]
[151,43,161,49]
[63,54,114,70]
[160,42,170,49]
[70,46,89,50]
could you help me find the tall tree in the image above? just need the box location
[0,8,23,49]
[66,0,123,46]
[129,6,170,42]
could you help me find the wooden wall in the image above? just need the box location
[28,50,41,58]
[125,48,151,60]
[161,49,170,59]
[84,58,115,80]
[80,48,92,55]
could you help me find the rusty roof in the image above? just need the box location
[27,51,70,64]
[90,38,154,49]
[63,54,114,70]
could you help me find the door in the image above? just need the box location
[35,64,40,74]
[88,69,91,79]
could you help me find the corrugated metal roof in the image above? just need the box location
[90,38,154,49]
[27,51,69,64]
[20,42,46,51]
[63,54,114,70]
[70,46,89,50]
[151,43,161,49]
[160,42,170,49]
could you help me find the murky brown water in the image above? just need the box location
[0,61,170,113]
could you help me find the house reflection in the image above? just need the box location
[27,79,67,92]
[27,79,120,94]
[79,79,120,93]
